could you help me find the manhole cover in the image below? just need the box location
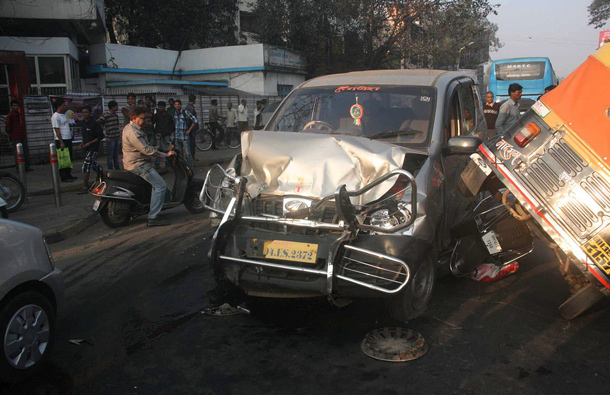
[361,327,428,362]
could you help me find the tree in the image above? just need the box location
[251,0,500,77]
[588,0,610,28]
[105,0,239,51]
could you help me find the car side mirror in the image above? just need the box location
[444,136,482,155]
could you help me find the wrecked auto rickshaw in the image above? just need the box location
[200,70,538,322]
[460,44,610,319]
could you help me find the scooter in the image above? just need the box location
[90,149,205,228]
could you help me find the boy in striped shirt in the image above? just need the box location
[97,101,121,170]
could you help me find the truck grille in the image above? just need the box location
[581,173,610,213]
[548,139,588,176]
[511,138,608,241]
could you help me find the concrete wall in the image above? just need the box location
[179,44,265,71]
[89,43,267,72]
[0,0,99,20]
[0,37,80,59]
[89,43,180,71]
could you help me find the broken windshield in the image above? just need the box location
[268,85,437,147]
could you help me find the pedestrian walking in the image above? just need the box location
[495,83,523,134]
[122,106,176,226]
[143,95,156,143]
[238,99,248,132]
[483,91,501,137]
[254,100,264,130]
[226,102,237,137]
[208,99,223,149]
[152,101,174,167]
[78,106,105,194]
[5,100,33,171]
[121,92,137,126]
[172,99,198,168]
[51,99,76,182]
[185,95,200,158]
[97,100,122,170]
[167,98,175,117]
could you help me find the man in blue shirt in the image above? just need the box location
[172,99,198,168]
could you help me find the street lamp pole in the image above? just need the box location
[456,41,475,70]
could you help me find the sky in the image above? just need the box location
[488,0,610,79]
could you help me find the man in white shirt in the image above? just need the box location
[51,99,76,182]
[237,99,248,132]
[226,102,237,130]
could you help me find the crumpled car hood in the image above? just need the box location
[240,130,414,203]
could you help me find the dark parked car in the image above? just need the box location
[0,220,63,382]
[201,70,492,321]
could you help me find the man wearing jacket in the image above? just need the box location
[5,100,33,171]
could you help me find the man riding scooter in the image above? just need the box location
[123,106,176,226]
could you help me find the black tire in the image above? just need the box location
[0,174,26,213]
[0,291,55,383]
[184,193,206,214]
[224,129,241,149]
[195,130,214,151]
[559,283,605,320]
[100,201,131,228]
[386,255,436,322]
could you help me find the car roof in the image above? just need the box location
[301,69,468,88]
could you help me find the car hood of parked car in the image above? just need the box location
[239,130,425,204]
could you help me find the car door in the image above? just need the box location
[440,79,477,246]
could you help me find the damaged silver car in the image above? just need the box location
[201,70,490,321]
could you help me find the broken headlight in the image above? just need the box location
[366,202,412,231]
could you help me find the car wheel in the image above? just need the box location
[387,255,435,322]
[0,291,55,383]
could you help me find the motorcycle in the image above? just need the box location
[0,171,26,215]
[89,149,205,228]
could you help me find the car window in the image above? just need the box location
[449,94,461,139]
[457,82,476,134]
[269,85,437,148]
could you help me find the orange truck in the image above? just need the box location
[464,44,610,319]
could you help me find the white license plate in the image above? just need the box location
[93,199,101,211]
[482,231,502,254]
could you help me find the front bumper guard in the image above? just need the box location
[201,164,417,295]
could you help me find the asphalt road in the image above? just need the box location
[2,207,610,395]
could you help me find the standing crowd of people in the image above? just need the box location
[44,93,263,225]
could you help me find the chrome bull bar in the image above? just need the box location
[218,243,411,295]
[201,164,416,294]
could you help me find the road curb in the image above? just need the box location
[44,212,100,244]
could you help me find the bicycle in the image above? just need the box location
[195,120,241,151]
[0,171,26,213]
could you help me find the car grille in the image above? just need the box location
[249,197,340,234]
